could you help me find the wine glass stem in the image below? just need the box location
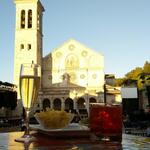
[25,109,30,135]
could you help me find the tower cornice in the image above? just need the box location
[14,0,39,3]
[14,0,45,12]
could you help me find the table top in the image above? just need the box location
[0,131,150,150]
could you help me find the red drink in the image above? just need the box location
[90,103,122,142]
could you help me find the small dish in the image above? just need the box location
[30,123,90,138]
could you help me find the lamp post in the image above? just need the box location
[104,83,107,104]
[85,90,89,116]
[104,75,107,104]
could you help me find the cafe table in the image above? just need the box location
[0,130,150,150]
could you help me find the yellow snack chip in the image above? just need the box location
[35,109,73,129]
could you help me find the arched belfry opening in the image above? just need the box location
[20,10,25,29]
[28,9,32,28]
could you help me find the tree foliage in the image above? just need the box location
[115,61,150,90]
[115,78,125,86]
[125,67,143,80]
[143,61,150,73]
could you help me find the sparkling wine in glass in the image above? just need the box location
[15,63,41,142]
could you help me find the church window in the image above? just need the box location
[28,10,32,28]
[27,44,31,50]
[81,50,88,57]
[68,44,75,51]
[80,74,85,79]
[65,54,79,70]
[56,52,62,57]
[92,74,97,79]
[20,10,25,29]
[20,44,24,50]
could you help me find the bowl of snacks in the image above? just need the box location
[34,109,74,129]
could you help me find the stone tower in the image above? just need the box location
[13,0,44,98]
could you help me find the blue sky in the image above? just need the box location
[0,0,150,83]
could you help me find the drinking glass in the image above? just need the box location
[15,63,41,142]
[90,103,122,142]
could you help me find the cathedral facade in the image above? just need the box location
[13,0,105,115]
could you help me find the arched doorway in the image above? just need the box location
[89,97,97,104]
[77,98,86,110]
[65,98,74,111]
[53,98,61,110]
[77,97,88,118]
[43,98,50,111]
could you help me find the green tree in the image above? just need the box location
[143,61,150,73]
[115,61,150,89]
[125,67,143,80]
[115,78,124,86]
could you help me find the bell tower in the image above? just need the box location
[13,0,44,98]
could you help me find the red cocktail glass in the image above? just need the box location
[90,103,122,142]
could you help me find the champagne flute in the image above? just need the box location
[15,62,41,142]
